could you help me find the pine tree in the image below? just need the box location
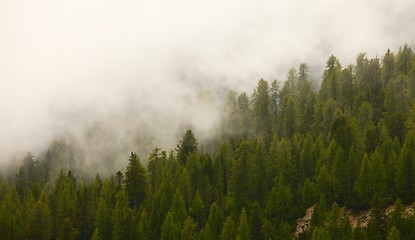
[76,183,94,240]
[354,154,371,208]
[265,178,293,226]
[206,202,222,238]
[261,219,277,240]
[137,209,151,240]
[252,79,273,147]
[320,55,342,101]
[297,63,316,133]
[381,49,396,86]
[230,141,256,209]
[190,190,205,227]
[316,165,339,204]
[56,217,78,240]
[238,92,252,139]
[220,216,236,240]
[95,196,112,240]
[340,65,354,112]
[236,208,251,240]
[270,79,280,134]
[125,152,147,208]
[176,130,198,164]
[170,189,187,225]
[0,188,24,240]
[180,216,198,240]
[213,143,233,205]
[396,44,414,75]
[26,192,52,240]
[384,74,411,114]
[112,186,136,240]
[397,130,415,203]
[161,212,180,240]
[299,178,320,209]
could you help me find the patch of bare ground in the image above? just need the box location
[295,204,415,236]
[295,206,314,237]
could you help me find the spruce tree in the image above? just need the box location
[26,192,52,240]
[161,212,180,240]
[176,130,198,164]
[125,152,147,208]
[236,208,251,240]
[180,216,198,240]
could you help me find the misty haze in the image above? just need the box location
[1,0,415,239]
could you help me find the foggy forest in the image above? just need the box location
[1,1,415,240]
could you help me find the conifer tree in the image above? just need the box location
[397,130,415,203]
[320,55,342,101]
[237,208,250,240]
[56,217,78,240]
[230,141,256,209]
[26,192,52,240]
[252,79,272,147]
[0,188,24,240]
[199,223,215,240]
[161,212,180,240]
[190,190,205,227]
[265,178,293,226]
[177,130,198,164]
[112,186,136,240]
[206,202,222,238]
[220,216,236,240]
[137,209,151,240]
[180,216,198,240]
[125,152,147,208]
[95,196,112,240]
[381,49,396,86]
[170,189,187,225]
[396,44,414,75]
[261,219,277,240]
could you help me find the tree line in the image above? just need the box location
[1,44,415,239]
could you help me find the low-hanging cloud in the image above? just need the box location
[0,0,414,170]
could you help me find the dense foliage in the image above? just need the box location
[1,45,415,239]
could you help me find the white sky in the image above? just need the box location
[0,0,414,164]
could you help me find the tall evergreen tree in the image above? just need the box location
[180,216,198,240]
[26,192,52,240]
[236,208,251,240]
[177,130,198,164]
[161,212,180,240]
[170,189,187,225]
[320,55,342,101]
[396,130,415,203]
[0,188,24,240]
[382,49,396,86]
[252,79,273,147]
[125,152,148,208]
[230,141,256,209]
[396,44,414,75]
[112,186,136,240]
[220,216,236,240]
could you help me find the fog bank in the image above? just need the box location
[1,0,414,169]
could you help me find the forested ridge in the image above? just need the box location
[1,44,415,239]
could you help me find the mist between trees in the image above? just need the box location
[1,44,415,239]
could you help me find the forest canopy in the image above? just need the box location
[1,44,415,239]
